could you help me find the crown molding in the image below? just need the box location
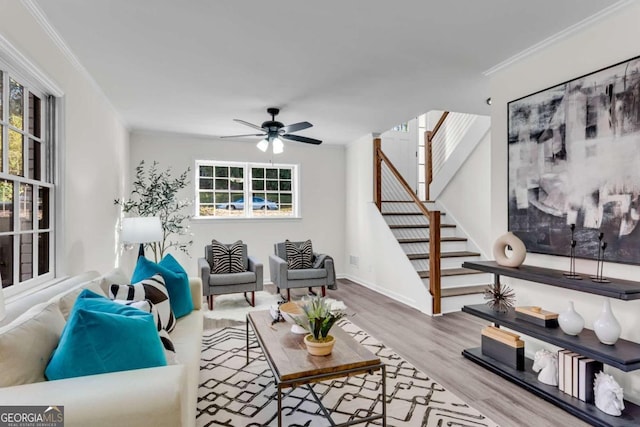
[483,0,635,76]
[0,32,63,96]
[21,0,129,128]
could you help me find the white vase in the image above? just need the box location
[594,299,621,345]
[558,301,584,336]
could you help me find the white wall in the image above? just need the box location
[437,132,492,257]
[0,1,129,276]
[128,131,346,279]
[344,134,432,314]
[490,3,640,403]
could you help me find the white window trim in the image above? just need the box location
[0,37,61,299]
[194,160,300,219]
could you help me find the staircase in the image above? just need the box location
[374,111,491,314]
[380,200,491,313]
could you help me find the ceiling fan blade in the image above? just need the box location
[280,121,312,134]
[220,133,265,139]
[233,119,265,131]
[282,134,323,145]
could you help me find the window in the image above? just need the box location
[0,67,55,292]
[196,161,298,218]
[392,122,408,132]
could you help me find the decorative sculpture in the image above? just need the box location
[484,278,516,313]
[562,224,581,279]
[532,349,558,386]
[493,232,526,267]
[592,233,610,283]
[594,372,625,416]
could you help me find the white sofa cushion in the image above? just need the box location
[0,301,66,387]
[98,268,130,294]
[52,278,107,319]
[0,271,101,327]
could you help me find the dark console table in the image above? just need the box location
[461,261,640,427]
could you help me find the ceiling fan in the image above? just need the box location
[221,107,322,153]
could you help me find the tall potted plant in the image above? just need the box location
[293,296,346,356]
[115,160,193,261]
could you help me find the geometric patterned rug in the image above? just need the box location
[197,319,499,427]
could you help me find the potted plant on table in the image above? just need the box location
[293,296,346,356]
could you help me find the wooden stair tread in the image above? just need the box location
[407,251,480,260]
[441,285,488,298]
[398,237,466,244]
[383,201,436,204]
[389,224,456,229]
[418,268,484,279]
[382,212,446,216]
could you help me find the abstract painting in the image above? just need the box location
[508,55,640,265]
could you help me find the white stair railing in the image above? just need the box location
[430,112,477,178]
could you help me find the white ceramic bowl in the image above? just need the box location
[279,301,308,334]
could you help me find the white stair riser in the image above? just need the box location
[383,217,455,226]
[391,227,458,239]
[384,216,428,226]
[441,293,486,314]
[422,272,493,289]
[401,240,468,254]
[381,202,438,212]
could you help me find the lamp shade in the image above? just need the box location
[121,217,163,244]
[272,137,284,154]
[256,139,269,152]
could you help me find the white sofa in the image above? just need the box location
[0,270,203,427]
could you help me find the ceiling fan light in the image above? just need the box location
[272,137,284,154]
[257,138,269,152]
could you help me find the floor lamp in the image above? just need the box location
[121,216,163,258]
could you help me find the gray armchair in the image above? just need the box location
[198,243,263,310]
[269,241,336,301]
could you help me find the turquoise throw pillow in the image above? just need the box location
[132,256,193,318]
[45,290,167,381]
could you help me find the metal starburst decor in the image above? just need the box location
[484,282,516,313]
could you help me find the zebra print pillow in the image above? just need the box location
[209,240,245,274]
[109,274,176,333]
[285,239,314,269]
[111,299,177,364]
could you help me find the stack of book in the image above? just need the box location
[557,350,603,403]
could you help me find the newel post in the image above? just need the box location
[373,137,382,211]
[429,210,441,314]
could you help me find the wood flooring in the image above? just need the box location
[277,279,590,427]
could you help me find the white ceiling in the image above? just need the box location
[33,0,621,145]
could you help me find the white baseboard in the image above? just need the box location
[341,274,431,315]
[265,275,432,316]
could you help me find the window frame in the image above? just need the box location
[0,54,58,299]
[194,160,300,219]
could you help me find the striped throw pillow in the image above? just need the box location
[210,240,245,274]
[285,239,313,269]
[109,274,176,333]
[111,299,177,364]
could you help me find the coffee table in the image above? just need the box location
[246,310,387,427]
